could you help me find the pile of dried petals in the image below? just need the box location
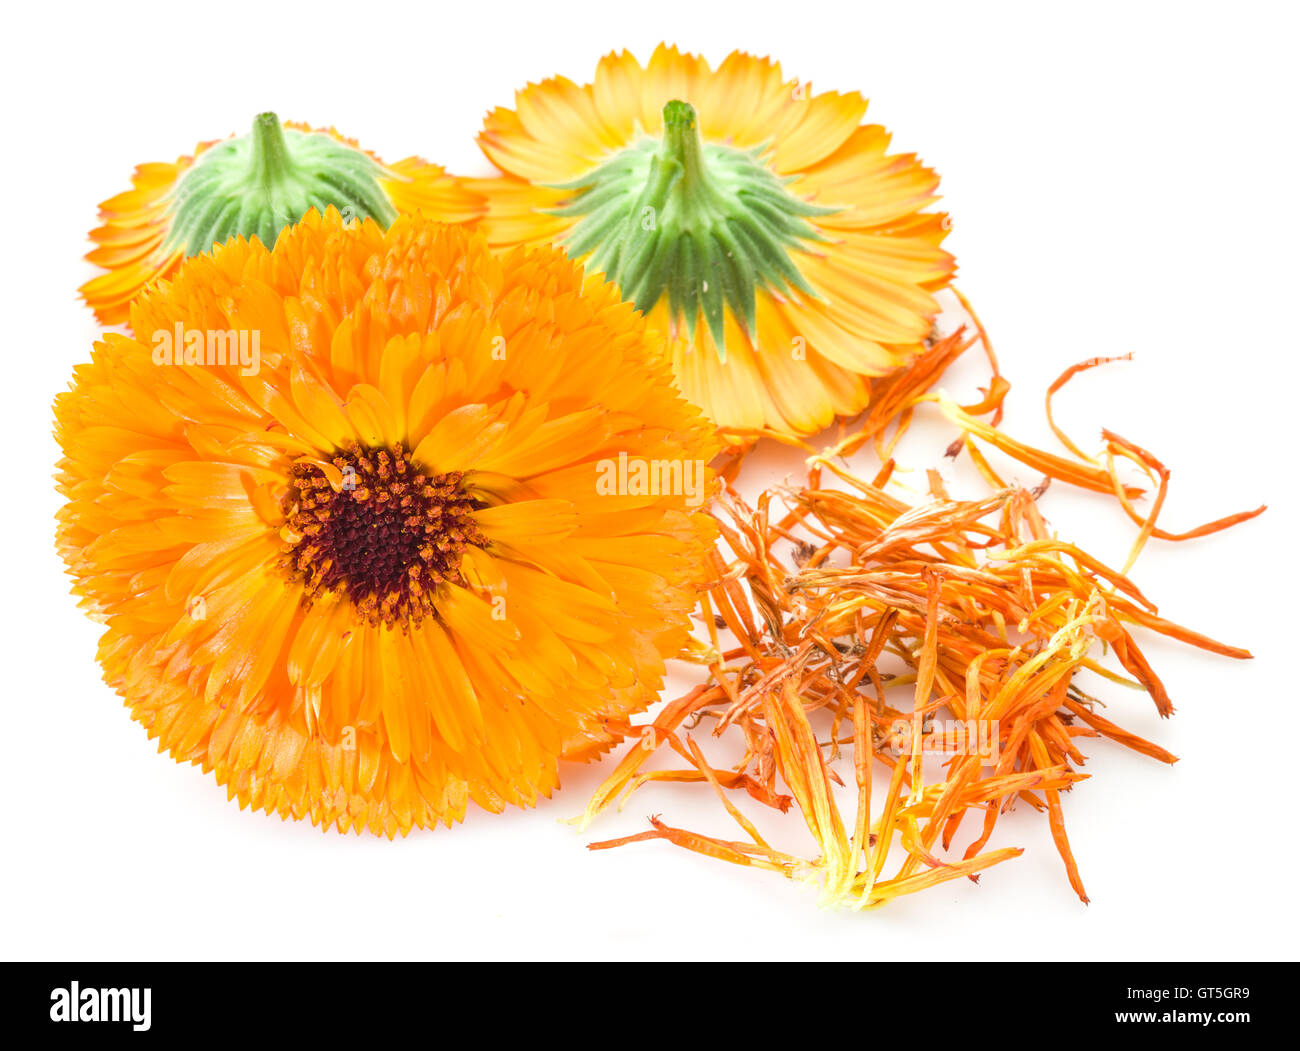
[580,325,1264,908]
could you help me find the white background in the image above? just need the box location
[2,0,1296,961]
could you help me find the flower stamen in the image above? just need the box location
[282,442,485,628]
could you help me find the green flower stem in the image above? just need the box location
[247,112,296,187]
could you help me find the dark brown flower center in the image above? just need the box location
[282,443,485,627]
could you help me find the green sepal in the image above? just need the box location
[550,100,838,360]
[163,112,399,258]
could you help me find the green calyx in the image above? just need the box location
[551,100,838,359]
[163,112,399,258]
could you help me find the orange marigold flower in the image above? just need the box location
[471,45,955,439]
[55,209,719,836]
[80,112,484,326]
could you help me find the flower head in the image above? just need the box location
[80,113,484,325]
[56,209,718,836]
[473,45,955,438]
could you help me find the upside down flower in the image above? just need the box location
[80,112,484,325]
[473,45,955,439]
[55,209,719,836]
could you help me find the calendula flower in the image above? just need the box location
[472,45,955,439]
[80,112,483,325]
[55,209,718,836]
